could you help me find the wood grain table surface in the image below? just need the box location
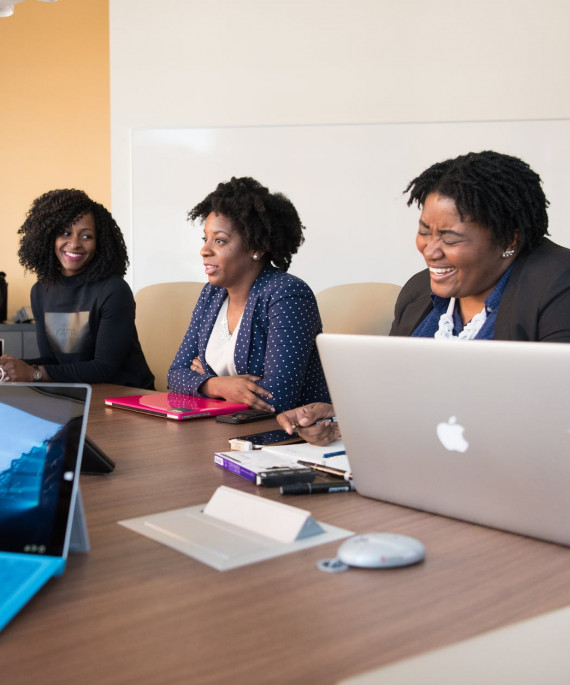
[3,384,570,685]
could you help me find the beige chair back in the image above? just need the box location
[316,282,402,336]
[135,281,204,391]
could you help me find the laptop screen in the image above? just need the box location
[0,384,90,557]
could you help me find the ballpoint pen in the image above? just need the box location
[290,416,338,431]
[296,459,352,481]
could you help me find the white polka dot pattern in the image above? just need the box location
[167,266,330,412]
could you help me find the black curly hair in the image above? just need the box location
[405,150,550,252]
[188,177,305,272]
[18,189,129,283]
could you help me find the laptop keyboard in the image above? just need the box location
[0,557,45,602]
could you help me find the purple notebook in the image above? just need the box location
[104,392,249,421]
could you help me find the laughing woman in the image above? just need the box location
[0,189,154,388]
[278,150,570,444]
[167,176,330,413]
[390,150,570,341]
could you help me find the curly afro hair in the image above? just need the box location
[405,150,550,252]
[18,189,129,283]
[188,177,305,272]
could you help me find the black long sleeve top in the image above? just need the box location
[29,274,154,389]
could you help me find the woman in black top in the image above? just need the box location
[0,189,154,388]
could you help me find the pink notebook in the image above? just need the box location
[104,392,248,420]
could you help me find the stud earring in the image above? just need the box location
[502,249,515,259]
[252,254,259,260]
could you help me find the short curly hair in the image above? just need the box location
[405,150,550,252]
[188,177,305,272]
[18,189,129,283]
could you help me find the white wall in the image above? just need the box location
[110,0,570,292]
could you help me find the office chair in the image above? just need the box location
[135,281,204,392]
[316,282,402,336]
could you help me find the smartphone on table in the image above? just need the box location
[230,428,305,449]
[215,409,275,424]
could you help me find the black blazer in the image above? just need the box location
[389,239,570,342]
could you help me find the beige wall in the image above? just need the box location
[109,0,570,291]
[0,0,110,318]
[2,1,569,312]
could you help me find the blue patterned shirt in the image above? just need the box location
[412,266,513,340]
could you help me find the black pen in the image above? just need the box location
[280,481,356,495]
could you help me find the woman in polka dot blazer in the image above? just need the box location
[167,177,330,414]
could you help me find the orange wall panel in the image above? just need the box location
[0,0,110,317]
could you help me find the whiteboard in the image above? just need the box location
[131,120,570,295]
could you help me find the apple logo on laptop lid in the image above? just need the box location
[436,415,469,453]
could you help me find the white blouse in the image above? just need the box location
[205,297,243,377]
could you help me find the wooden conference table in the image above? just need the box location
[3,384,570,684]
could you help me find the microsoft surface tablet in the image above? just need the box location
[0,383,91,631]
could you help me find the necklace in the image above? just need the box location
[219,298,244,343]
[220,316,233,343]
[434,297,487,340]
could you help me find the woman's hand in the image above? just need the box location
[0,356,35,382]
[202,375,274,412]
[277,402,340,446]
[190,357,205,374]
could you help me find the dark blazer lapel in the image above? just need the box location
[234,267,274,375]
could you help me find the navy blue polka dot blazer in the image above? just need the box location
[167,266,330,413]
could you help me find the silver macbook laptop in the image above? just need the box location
[317,334,570,546]
[0,383,91,632]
